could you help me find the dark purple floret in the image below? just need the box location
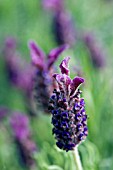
[48,57,88,151]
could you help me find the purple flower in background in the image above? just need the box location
[10,113,30,140]
[3,37,22,85]
[53,10,76,46]
[3,37,36,116]
[3,37,35,94]
[42,0,76,46]
[48,57,88,151]
[28,40,68,113]
[83,32,106,68]
[10,113,37,168]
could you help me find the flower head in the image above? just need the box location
[28,40,68,113]
[48,57,88,151]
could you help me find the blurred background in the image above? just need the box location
[0,0,113,169]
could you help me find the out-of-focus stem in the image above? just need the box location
[73,147,83,170]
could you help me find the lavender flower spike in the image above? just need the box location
[53,10,76,46]
[28,40,68,113]
[48,57,88,151]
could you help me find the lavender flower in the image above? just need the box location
[3,37,35,94]
[53,10,76,46]
[48,57,88,151]
[3,37,22,85]
[42,0,76,46]
[28,40,68,113]
[83,32,106,68]
[10,113,37,168]
[3,37,36,116]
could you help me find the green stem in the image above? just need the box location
[73,147,83,170]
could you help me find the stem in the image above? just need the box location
[73,147,83,170]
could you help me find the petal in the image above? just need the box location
[59,56,70,75]
[53,73,71,85]
[48,44,69,68]
[53,73,71,94]
[70,76,84,96]
[28,40,45,69]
